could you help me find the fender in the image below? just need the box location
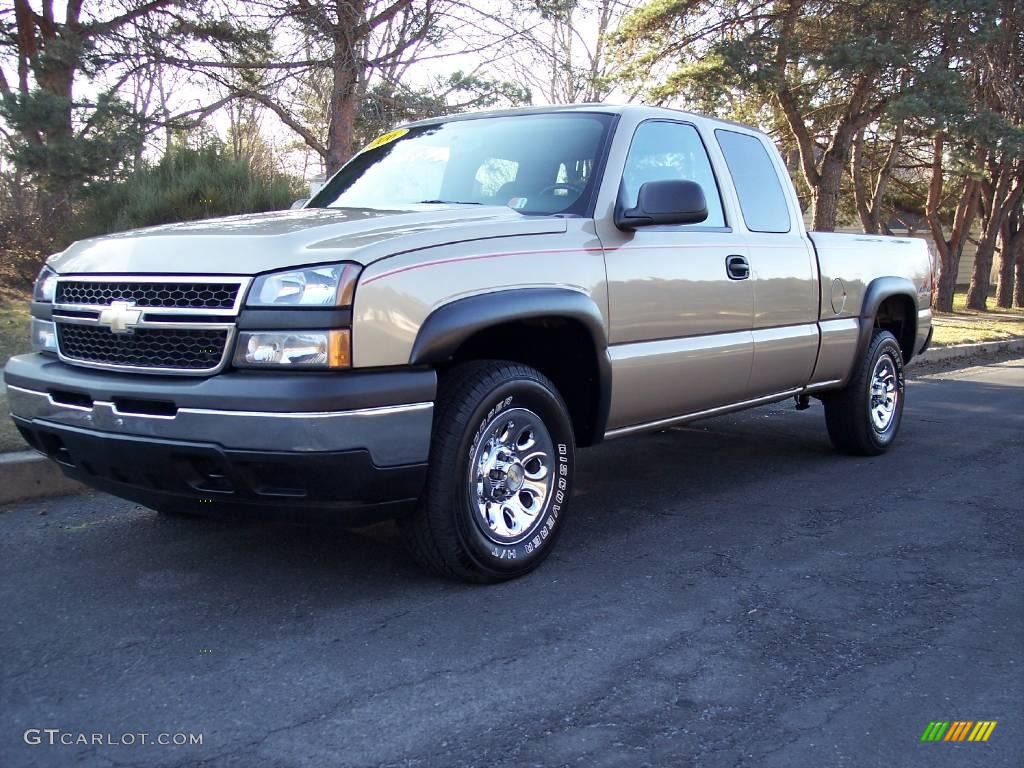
[409,287,612,446]
[854,276,918,364]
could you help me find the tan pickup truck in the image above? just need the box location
[5,105,932,582]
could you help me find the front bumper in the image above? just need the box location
[4,354,435,520]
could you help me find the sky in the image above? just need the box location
[0,0,628,187]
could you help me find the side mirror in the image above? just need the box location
[615,179,708,230]
[290,198,309,210]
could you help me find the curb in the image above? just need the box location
[912,337,1024,365]
[0,337,1021,508]
[0,450,86,507]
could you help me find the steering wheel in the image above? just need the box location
[537,182,585,198]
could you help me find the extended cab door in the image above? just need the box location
[714,129,819,397]
[598,119,756,432]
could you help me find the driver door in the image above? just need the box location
[601,120,755,432]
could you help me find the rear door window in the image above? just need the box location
[715,130,791,233]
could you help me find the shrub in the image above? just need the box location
[77,141,301,238]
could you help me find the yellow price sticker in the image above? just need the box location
[359,128,409,154]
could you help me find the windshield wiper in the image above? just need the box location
[416,199,483,205]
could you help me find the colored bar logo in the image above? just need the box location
[921,721,997,742]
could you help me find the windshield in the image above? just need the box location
[309,112,615,216]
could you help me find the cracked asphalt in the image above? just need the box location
[1,357,1022,768]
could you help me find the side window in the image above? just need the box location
[715,130,791,233]
[620,121,725,228]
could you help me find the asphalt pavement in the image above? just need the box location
[2,357,1022,768]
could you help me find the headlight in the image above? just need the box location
[248,264,360,307]
[233,330,350,369]
[31,318,58,353]
[33,266,58,303]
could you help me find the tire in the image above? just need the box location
[400,360,575,583]
[823,329,905,456]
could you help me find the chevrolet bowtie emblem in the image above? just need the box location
[98,300,143,334]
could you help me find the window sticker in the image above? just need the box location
[358,128,409,155]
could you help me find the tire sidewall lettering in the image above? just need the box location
[468,395,514,462]
[457,380,573,573]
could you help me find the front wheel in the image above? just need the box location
[823,329,905,456]
[400,361,575,583]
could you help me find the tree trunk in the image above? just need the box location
[1014,248,1024,309]
[325,3,363,175]
[995,248,1014,308]
[965,159,999,311]
[933,241,962,313]
[851,130,874,233]
[852,122,903,234]
[926,134,982,312]
[966,237,997,310]
[36,78,75,238]
[811,126,856,232]
[12,0,80,239]
[997,204,1023,307]
[995,225,1022,308]
[326,82,358,174]
[811,158,842,232]
[966,159,1023,310]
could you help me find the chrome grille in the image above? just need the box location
[56,281,240,310]
[56,325,229,371]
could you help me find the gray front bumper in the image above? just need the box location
[4,353,437,468]
[5,354,437,515]
[6,385,432,467]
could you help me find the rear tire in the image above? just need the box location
[823,329,905,456]
[400,361,575,583]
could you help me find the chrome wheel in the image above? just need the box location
[868,354,899,432]
[469,407,554,544]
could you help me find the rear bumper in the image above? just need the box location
[4,354,435,520]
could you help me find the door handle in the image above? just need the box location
[726,255,750,280]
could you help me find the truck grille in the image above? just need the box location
[51,276,248,375]
[56,324,230,372]
[56,281,240,310]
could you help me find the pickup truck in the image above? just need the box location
[4,105,933,582]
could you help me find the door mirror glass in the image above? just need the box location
[615,179,708,229]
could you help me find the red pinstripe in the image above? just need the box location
[359,240,791,285]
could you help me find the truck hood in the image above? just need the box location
[48,206,568,275]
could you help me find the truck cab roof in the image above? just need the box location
[401,103,768,139]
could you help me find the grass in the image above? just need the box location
[931,295,1024,347]
[0,292,31,452]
